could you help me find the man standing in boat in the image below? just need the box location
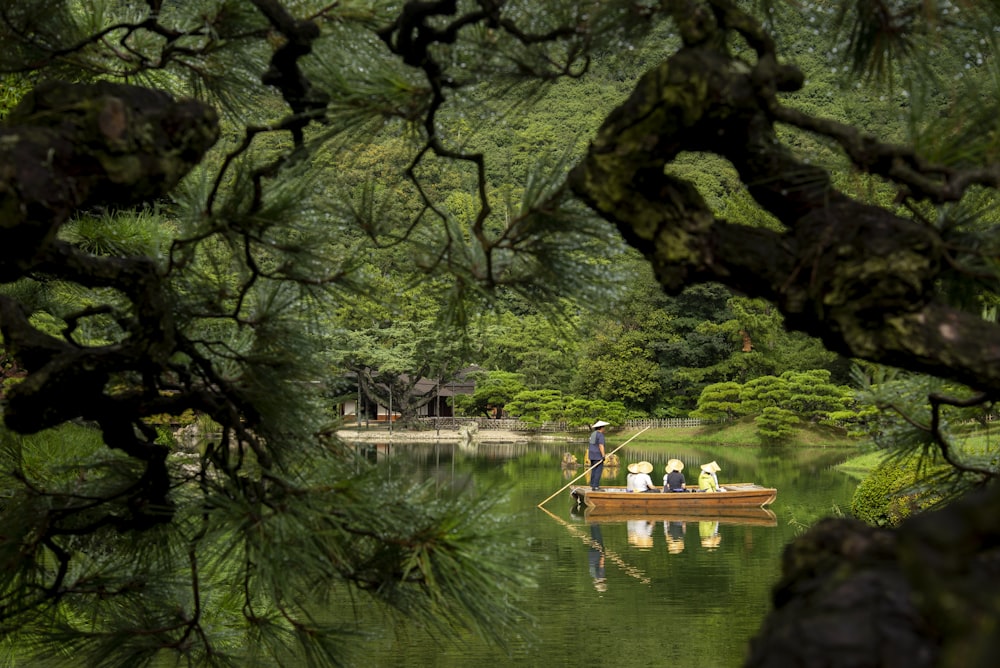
[587,420,609,490]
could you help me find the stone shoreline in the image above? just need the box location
[335,428,579,443]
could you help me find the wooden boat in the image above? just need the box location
[570,482,777,512]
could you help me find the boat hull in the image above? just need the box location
[570,483,777,512]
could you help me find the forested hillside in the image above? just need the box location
[320,5,868,421]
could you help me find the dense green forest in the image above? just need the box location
[321,21,859,423]
[3,1,1000,666]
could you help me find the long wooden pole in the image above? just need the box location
[537,506,651,584]
[537,426,651,508]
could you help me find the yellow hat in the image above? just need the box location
[666,458,684,472]
[700,460,721,473]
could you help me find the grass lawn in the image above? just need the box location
[616,416,860,448]
[834,428,999,480]
[835,450,886,481]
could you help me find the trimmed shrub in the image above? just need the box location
[755,406,799,440]
[851,452,948,527]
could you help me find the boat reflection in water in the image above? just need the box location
[699,520,721,551]
[665,519,686,554]
[572,505,778,527]
[573,506,778,529]
[568,503,777,555]
[626,519,655,548]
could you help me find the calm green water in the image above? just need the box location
[354,438,860,668]
[7,439,858,667]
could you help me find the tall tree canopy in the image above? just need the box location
[3,0,1000,666]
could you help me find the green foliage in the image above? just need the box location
[58,208,174,259]
[678,415,859,448]
[849,363,999,455]
[850,451,951,527]
[739,375,791,414]
[729,298,842,380]
[573,326,661,409]
[504,389,565,425]
[655,283,739,413]
[503,389,628,427]
[834,449,889,481]
[691,381,744,420]
[5,0,1000,663]
[574,319,665,410]
[328,314,474,425]
[0,425,531,665]
[823,404,882,438]
[571,399,632,427]
[755,406,800,441]
[689,297,846,388]
[475,308,581,391]
[694,372,861,441]
[783,370,851,420]
[0,421,124,486]
[0,74,33,119]
[453,370,527,417]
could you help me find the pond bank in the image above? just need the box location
[335,427,579,443]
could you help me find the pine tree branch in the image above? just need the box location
[0,81,217,279]
[569,0,1000,397]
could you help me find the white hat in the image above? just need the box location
[666,458,684,472]
[700,460,721,473]
[627,461,652,474]
[591,420,610,429]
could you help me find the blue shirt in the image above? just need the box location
[588,430,605,460]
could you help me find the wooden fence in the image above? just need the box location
[623,418,710,429]
[416,417,558,431]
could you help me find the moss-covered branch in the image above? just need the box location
[569,0,1000,395]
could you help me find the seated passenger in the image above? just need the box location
[628,461,659,493]
[698,460,724,492]
[626,463,638,492]
[663,458,687,492]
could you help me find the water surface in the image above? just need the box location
[354,439,859,668]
